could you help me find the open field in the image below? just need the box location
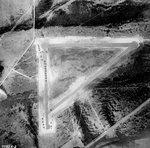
[0,0,150,147]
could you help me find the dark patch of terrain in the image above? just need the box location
[1,0,150,33]
[0,61,4,78]
[91,86,150,125]
[25,101,39,148]
[0,91,38,148]
[35,0,53,17]
[35,0,150,28]
[0,19,33,35]
[99,102,150,148]
[71,101,99,145]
